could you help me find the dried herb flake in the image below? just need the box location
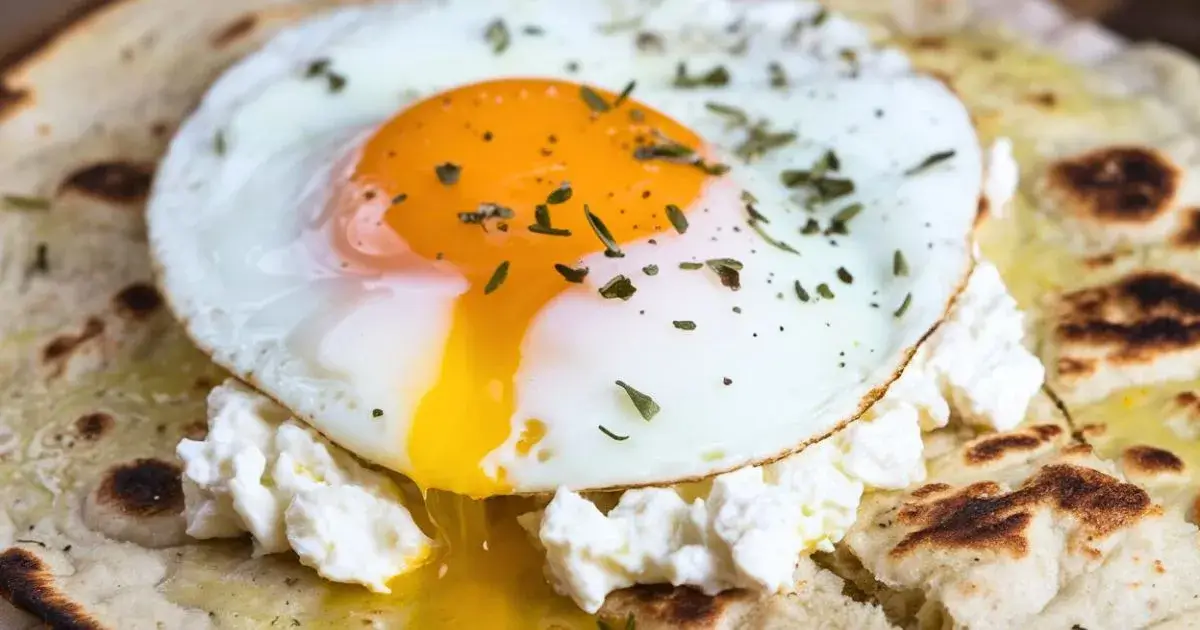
[615,380,660,421]
[484,261,510,294]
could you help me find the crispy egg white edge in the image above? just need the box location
[147,0,980,493]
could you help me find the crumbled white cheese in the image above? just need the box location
[529,261,1043,612]
[923,262,1045,431]
[529,439,863,614]
[984,138,1020,218]
[177,379,432,592]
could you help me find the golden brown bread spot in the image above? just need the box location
[891,464,1154,559]
[95,458,184,517]
[964,425,1064,464]
[911,483,952,498]
[1122,445,1185,475]
[0,82,28,121]
[210,14,258,47]
[42,317,105,363]
[59,161,154,204]
[1057,272,1200,361]
[1047,147,1179,223]
[1079,423,1107,439]
[1084,253,1118,269]
[609,584,747,626]
[74,412,114,441]
[1027,91,1058,109]
[0,548,104,630]
[1057,357,1097,377]
[1174,209,1200,248]
[913,37,947,50]
[113,282,162,319]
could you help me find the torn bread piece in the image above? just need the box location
[844,426,1200,630]
[1042,266,1200,405]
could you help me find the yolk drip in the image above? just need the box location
[343,79,710,497]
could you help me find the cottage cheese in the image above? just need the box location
[985,138,1020,218]
[177,380,432,593]
[529,261,1044,612]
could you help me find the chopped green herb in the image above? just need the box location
[633,139,695,162]
[672,320,697,331]
[372,409,383,418]
[768,62,788,88]
[305,58,330,77]
[523,25,544,35]
[699,161,730,176]
[580,85,611,113]
[458,202,514,225]
[614,81,637,108]
[893,250,909,277]
[904,150,956,176]
[740,190,758,204]
[435,162,462,185]
[214,130,228,156]
[392,193,408,205]
[615,380,660,421]
[780,170,811,188]
[674,63,730,88]
[3,195,50,211]
[814,177,855,202]
[642,264,659,276]
[584,205,624,258]
[554,263,589,283]
[812,8,829,26]
[801,218,821,235]
[598,425,629,441]
[704,102,749,127]
[814,150,840,175]
[679,262,703,270]
[836,267,854,284]
[706,258,743,290]
[31,243,48,273]
[794,280,810,302]
[484,261,510,294]
[666,204,688,234]
[894,292,913,318]
[546,183,573,205]
[748,218,799,254]
[746,204,769,224]
[484,18,511,54]
[817,283,835,299]
[826,202,862,233]
[528,224,573,236]
[734,125,796,161]
[326,72,347,93]
[636,31,665,53]
[599,275,637,300]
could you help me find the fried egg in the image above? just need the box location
[149,0,981,498]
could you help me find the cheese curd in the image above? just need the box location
[528,261,1044,612]
[177,380,432,592]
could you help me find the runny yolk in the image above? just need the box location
[341,78,711,497]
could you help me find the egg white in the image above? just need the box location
[149,0,981,492]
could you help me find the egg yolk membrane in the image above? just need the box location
[339,79,713,497]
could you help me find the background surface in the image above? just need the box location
[2,1,1200,67]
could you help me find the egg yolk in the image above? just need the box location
[340,78,712,497]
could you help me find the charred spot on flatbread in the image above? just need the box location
[1048,271,1200,402]
[601,584,748,629]
[1046,147,1179,223]
[113,282,162,319]
[74,412,115,441]
[890,464,1154,559]
[211,14,259,48]
[0,82,29,122]
[83,459,187,548]
[1174,208,1200,248]
[964,425,1064,465]
[59,162,154,204]
[0,548,103,630]
[96,458,183,518]
[1026,91,1058,109]
[1122,446,1186,476]
[42,318,104,365]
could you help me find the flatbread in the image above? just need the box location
[2,0,1200,628]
